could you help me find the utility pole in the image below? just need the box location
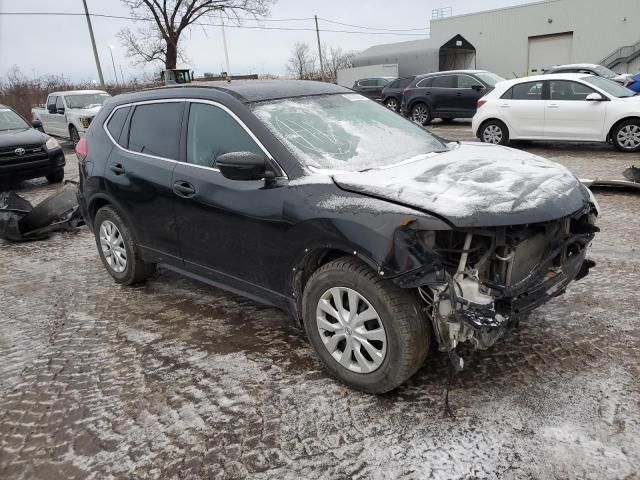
[82,0,105,88]
[109,46,119,85]
[220,14,231,83]
[314,15,326,82]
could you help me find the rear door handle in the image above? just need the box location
[500,104,511,108]
[547,104,559,108]
[109,163,125,175]
[456,92,463,96]
[173,180,196,198]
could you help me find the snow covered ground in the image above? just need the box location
[1,126,638,479]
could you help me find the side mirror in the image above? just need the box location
[471,84,484,91]
[586,92,606,101]
[56,107,65,114]
[216,152,274,181]
[31,119,42,129]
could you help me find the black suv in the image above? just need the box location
[401,70,504,124]
[380,76,416,112]
[351,77,395,100]
[0,104,65,184]
[78,80,597,393]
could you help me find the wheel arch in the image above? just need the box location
[607,116,640,142]
[476,117,511,139]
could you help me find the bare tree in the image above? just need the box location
[286,42,317,80]
[119,0,273,69]
[325,47,358,82]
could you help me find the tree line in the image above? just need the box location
[286,43,357,82]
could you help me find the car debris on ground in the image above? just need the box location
[0,182,84,241]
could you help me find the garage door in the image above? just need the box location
[528,32,573,75]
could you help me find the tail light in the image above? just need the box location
[625,79,632,87]
[477,99,487,108]
[75,137,88,159]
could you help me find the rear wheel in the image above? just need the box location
[94,206,156,285]
[46,169,64,184]
[303,257,431,393]
[385,97,399,112]
[480,119,509,145]
[612,119,640,152]
[69,126,80,147]
[410,103,432,125]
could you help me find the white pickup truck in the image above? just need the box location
[32,90,111,145]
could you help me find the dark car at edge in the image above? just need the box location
[351,77,395,101]
[0,104,65,185]
[77,80,598,393]
[380,76,416,112]
[401,70,505,125]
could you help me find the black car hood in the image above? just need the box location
[332,143,588,227]
[0,128,47,148]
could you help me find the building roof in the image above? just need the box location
[357,38,435,61]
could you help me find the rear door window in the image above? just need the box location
[128,102,183,159]
[186,103,263,168]
[432,75,456,88]
[502,81,544,100]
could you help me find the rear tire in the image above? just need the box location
[479,119,510,145]
[69,126,80,147]
[94,206,156,285]
[46,169,64,184]
[303,257,431,394]
[410,102,432,126]
[611,119,640,152]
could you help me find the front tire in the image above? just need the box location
[385,97,399,112]
[612,119,640,152]
[480,119,510,145]
[94,206,156,285]
[410,102,432,125]
[303,257,431,394]
[46,169,64,184]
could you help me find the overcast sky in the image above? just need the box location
[0,0,538,83]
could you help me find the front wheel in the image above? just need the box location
[480,120,510,145]
[303,258,431,393]
[410,103,432,125]
[385,97,399,112]
[612,119,640,152]
[94,206,156,285]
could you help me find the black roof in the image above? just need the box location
[162,79,351,103]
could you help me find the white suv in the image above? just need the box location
[472,73,640,152]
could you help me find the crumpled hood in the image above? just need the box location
[332,143,589,227]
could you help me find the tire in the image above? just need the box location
[69,126,80,147]
[302,257,431,394]
[611,119,640,152]
[385,97,399,112]
[94,206,156,285]
[410,102,432,125]
[46,169,64,184]
[479,119,510,145]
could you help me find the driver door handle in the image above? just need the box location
[173,180,196,198]
[547,104,560,108]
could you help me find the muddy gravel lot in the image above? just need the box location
[1,124,639,479]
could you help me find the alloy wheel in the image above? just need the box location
[411,105,429,124]
[616,124,640,150]
[386,98,398,112]
[99,220,127,273]
[483,124,503,144]
[316,287,387,373]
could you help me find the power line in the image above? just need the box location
[0,11,430,36]
[318,17,430,32]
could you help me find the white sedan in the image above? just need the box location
[472,73,640,152]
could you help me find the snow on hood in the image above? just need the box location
[332,143,588,227]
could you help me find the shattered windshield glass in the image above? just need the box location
[252,94,445,172]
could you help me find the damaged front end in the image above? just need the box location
[408,205,599,353]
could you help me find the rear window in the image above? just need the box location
[128,102,183,159]
[106,106,130,144]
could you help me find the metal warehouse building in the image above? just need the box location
[351,0,640,79]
